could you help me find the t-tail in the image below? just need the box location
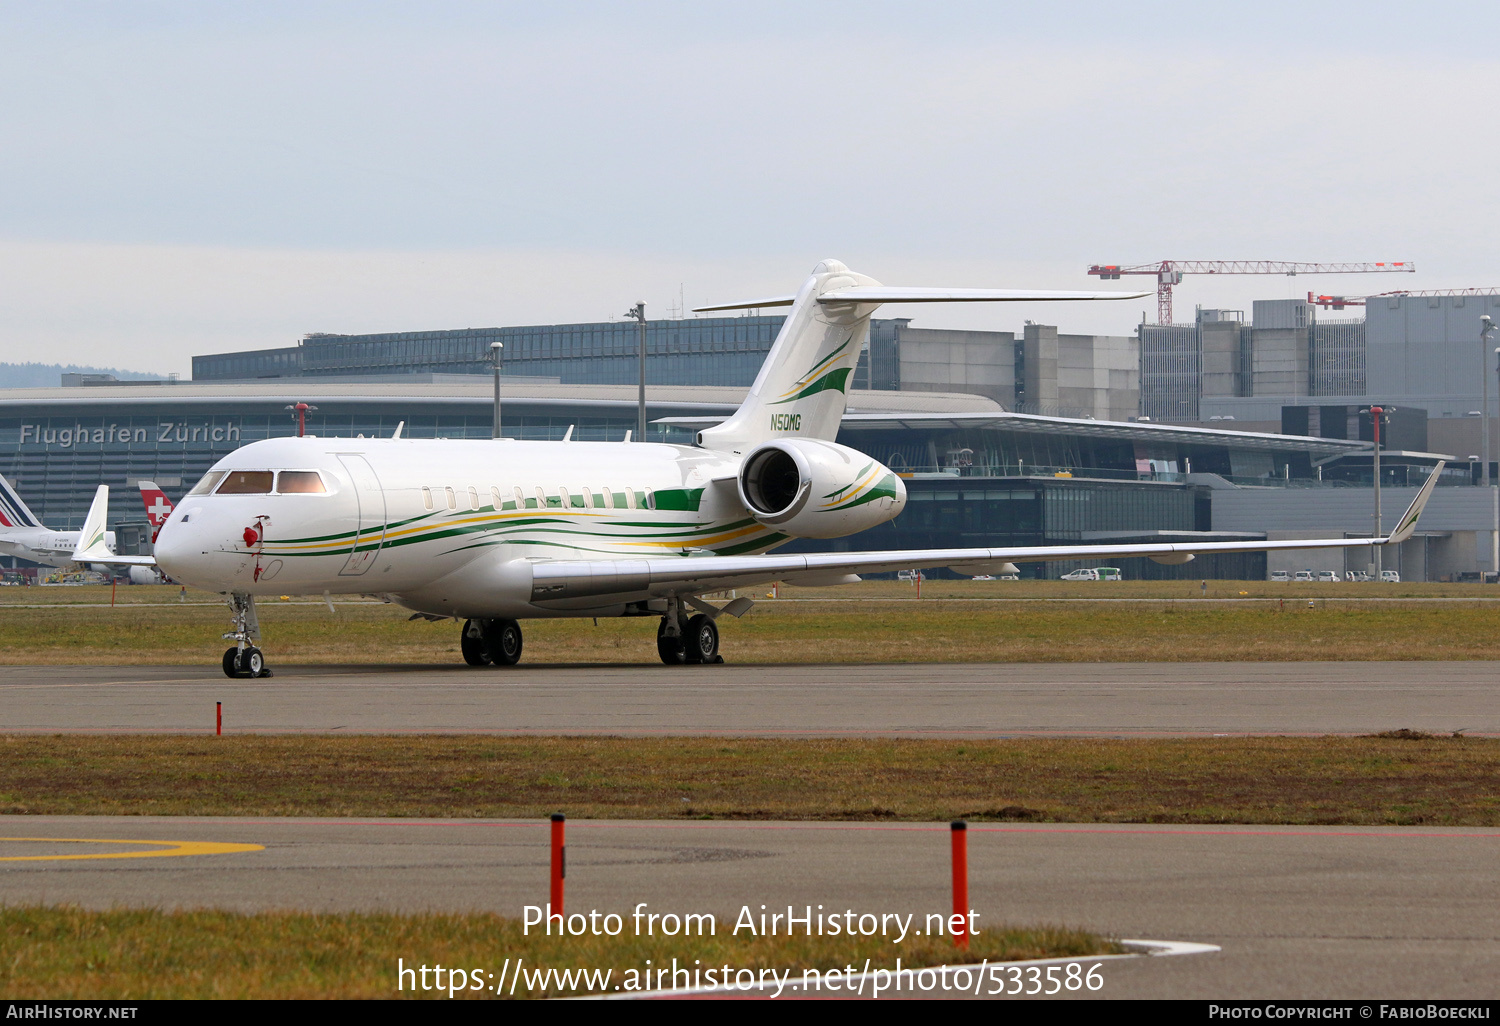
[0,472,42,529]
[693,259,1149,454]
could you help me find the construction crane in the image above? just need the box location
[1308,286,1500,311]
[1087,260,1416,325]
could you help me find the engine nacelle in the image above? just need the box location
[738,438,906,539]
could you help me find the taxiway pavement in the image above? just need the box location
[2,817,1495,999]
[0,661,1494,736]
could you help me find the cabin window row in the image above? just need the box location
[420,485,656,513]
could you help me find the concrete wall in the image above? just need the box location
[1022,323,1059,410]
[892,326,1016,404]
[1057,332,1138,421]
[1200,320,1244,398]
[1366,294,1500,416]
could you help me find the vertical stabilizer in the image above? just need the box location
[0,472,42,528]
[71,486,115,562]
[698,260,880,454]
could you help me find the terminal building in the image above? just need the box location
[0,375,1474,582]
[8,297,1500,582]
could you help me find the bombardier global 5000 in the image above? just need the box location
[124,260,1440,677]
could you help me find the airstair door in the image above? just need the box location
[336,454,386,576]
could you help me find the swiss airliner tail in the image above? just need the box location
[139,480,175,540]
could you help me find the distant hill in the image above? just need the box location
[0,362,165,389]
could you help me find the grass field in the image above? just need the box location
[0,906,1110,999]
[4,583,1500,663]
[2,734,1492,824]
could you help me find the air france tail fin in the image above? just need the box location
[694,260,1150,455]
[71,486,115,563]
[0,472,43,528]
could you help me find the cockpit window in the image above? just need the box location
[187,471,226,496]
[276,471,326,494]
[216,471,274,494]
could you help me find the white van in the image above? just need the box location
[1093,567,1123,581]
[1060,568,1099,581]
[1293,570,1315,582]
[1270,570,1290,582]
[1380,570,1400,582]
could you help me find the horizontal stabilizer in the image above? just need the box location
[818,286,1152,304]
[695,286,1149,312]
[692,295,797,312]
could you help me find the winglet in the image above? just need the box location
[71,485,115,563]
[1385,461,1445,545]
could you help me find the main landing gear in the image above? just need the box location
[221,592,273,679]
[460,618,524,667]
[657,599,722,665]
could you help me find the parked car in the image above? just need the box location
[1093,567,1123,581]
[897,569,925,582]
[970,575,995,581]
[1316,570,1341,582]
[1380,570,1400,582]
[998,574,1020,580]
[1270,570,1290,582]
[1293,570,1315,582]
[1060,568,1099,581]
[1346,571,1371,582]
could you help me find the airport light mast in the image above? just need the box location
[1087,260,1416,324]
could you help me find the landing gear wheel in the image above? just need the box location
[684,613,719,664]
[485,619,523,666]
[656,619,686,665]
[461,619,491,666]
[241,647,265,678]
[222,647,239,679]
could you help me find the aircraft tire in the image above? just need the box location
[222,647,240,678]
[460,619,490,666]
[486,619,523,666]
[684,614,718,664]
[242,647,265,678]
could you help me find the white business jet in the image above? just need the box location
[0,472,119,570]
[150,260,1442,679]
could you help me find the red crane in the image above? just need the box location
[1308,286,1500,310]
[1087,260,1416,325]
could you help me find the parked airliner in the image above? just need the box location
[0,472,117,570]
[145,260,1441,678]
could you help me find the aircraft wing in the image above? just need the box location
[528,464,1442,605]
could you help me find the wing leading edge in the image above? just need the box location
[527,464,1444,605]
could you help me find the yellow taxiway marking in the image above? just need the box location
[0,837,264,862]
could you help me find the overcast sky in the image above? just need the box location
[2,1,1498,375]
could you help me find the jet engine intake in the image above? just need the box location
[737,438,906,539]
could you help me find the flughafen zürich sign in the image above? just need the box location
[13,421,245,449]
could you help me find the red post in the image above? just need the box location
[110,577,116,607]
[550,813,565,917]
[951,820,969,950]
[216,701,222,736]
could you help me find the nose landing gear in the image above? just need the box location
[221,592,273,678]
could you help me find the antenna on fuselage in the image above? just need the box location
[623,429,632,443]
[392,421,405,439]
